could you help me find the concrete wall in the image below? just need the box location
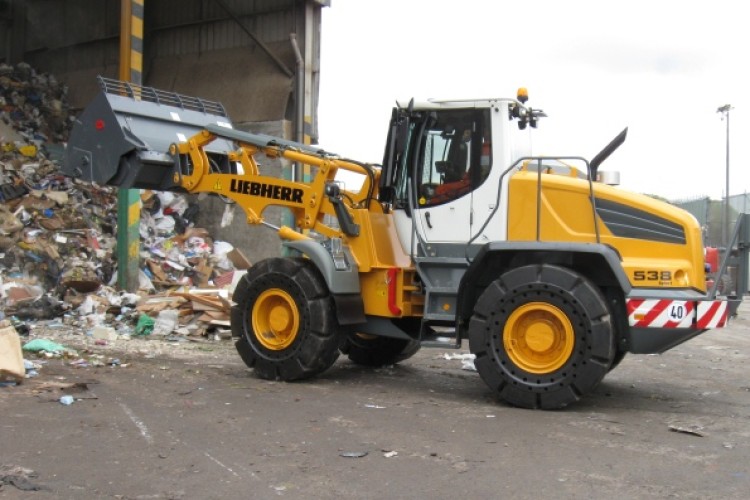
[197,120,293,262]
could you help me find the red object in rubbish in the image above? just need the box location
[213,271,235,287]
[87,231,101,250]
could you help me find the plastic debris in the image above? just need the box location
[0,464,49,492]
[152,309,179,336]
[441,352,477,371]
[92,325,118,341]
[21,338,66,353]
[24,359,39,378]
[135,314,155,336]
[59,394,74,405]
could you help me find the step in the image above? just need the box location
[422,312,456,322]
[419,322,461,349]
[415,257,470,267]
[425,286,457,295]
[420,338,462,349]
[420,329,461,349]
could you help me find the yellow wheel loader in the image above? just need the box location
[63,78,729,409]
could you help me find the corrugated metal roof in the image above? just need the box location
[8,0,323,125]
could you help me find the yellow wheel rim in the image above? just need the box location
[503,302,575,374]
[252,289,300,350]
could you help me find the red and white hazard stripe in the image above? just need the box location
[696,301,729,329]
[626,298,728,329]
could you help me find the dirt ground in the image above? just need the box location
[2,303,750,500]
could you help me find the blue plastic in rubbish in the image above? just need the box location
[59,395,75,405]
[24,251,44,263]
[25,360,39,377]
[43,208,54,218]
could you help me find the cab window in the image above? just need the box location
[416,109,491,207]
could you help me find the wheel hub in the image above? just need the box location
[503,302,575,374]
[252,288,300,350]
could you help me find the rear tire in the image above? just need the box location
[608,349,627,372]
[340,334,421,367]
[468,264,615,409]
[231,258,341,381]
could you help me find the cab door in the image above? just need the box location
[384,107,492,254]
[412,121,473,243]
[412,109,495,245]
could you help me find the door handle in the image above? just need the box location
[425,211,433,229]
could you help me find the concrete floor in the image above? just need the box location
[2,304,750,499]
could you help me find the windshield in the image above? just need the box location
[393,108,491,209]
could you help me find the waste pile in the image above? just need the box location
[0,63,248,343]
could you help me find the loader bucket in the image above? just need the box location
[63,77,236,190]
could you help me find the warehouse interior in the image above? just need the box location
[0,0,328,261]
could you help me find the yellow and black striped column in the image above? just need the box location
[117,0,143,292]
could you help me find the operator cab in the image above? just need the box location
[380,91,539,254]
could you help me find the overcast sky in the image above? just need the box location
[317,0,748,201]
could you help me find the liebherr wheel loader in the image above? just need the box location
[63,78,729,409]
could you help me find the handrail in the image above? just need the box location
[466,155,599,261]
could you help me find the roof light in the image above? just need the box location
[517,88,528,104]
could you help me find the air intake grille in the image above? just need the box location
[595,198,686,244]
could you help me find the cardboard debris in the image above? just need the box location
[133,290,231,337]
[136,296,187,313]
[173,289,231,311]
[0,322,25,382]
[227,248,252,269]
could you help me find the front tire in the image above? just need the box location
[231,258,341,381]
[468,264,615,409]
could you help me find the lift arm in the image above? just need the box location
[62,77,379,242]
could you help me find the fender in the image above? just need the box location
[282,239,365,326]
[456,241,632,325]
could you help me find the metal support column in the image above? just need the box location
[303,1,315,182]
[717,104,732,249]
[117,0,143,291]
[8,0,26,64]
